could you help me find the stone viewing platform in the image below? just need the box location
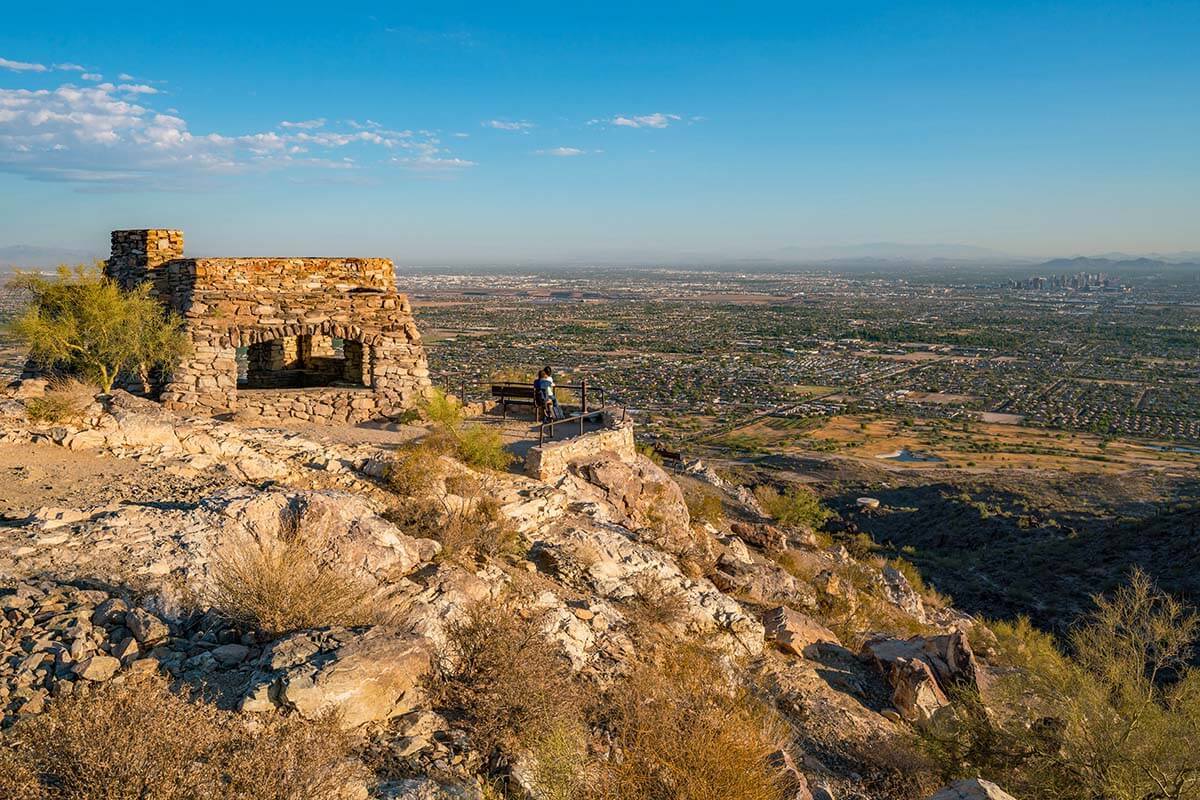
[103,229,431,424]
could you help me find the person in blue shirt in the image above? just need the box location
[533,367,562,421]
[533,368,554,421]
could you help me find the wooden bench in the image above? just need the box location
[491,383,543,420]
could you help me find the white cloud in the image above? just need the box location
[611,113,681,129]
[0,57,47,73]
[81,73,103,81]
[484,119,534,131]
[280,118,326,130]
[118,73,135,81]
[0,76,473,187]
[117,83,158,95]
[452,131,470,138]
[54,63,86,72]
[538,146,586,157]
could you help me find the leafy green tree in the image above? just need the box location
[6,265,189,393]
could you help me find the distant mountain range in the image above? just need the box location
[0,245,102,272]
[1033,256,1200,273]
[2,240,1198,273]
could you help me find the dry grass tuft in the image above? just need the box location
[25,376,96,423]
[209,506,374,636]
[426,597,584,763]
[0,671,365,799]
[385,440,447,497]
[685,487,725,527]
[595,646,787,800]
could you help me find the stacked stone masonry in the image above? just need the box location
[524,414,636,480]
[104,229,431,424]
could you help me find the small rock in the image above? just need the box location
[212,643,250,666]
[126,608,169,645]
[74,655,120,682]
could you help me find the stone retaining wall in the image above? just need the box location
[103,229,430,421]
[235,388,385,425]
[524,414,636,481]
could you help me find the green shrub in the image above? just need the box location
[416,389,513,472]
[6,265,189,393]
[456,423,513,471]
[754,483,832,529]
[923,569,1200,800]
[686,489,725,526]
[386,441,445,497]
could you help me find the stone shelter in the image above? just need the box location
[104,229,431,424]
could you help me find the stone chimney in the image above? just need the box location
[105,229,184,292]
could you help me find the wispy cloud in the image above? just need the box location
[280,118,326,130]
[117,83,158,95]
[81,73,103,81]
[484,119,534,131]
[610,113,681,129]
[0,57,47,73]
[537,146,587,157]
[0,70,474,188]
[53,63,86,72]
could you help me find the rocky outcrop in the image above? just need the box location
[0,487,440,618]
[570,453,694,551]
[530,522,764,657]
[928,778,1018,799]
[242,627,431,729]
[763,606,840,657]
[860,630,984,725]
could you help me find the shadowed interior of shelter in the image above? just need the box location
[237,335,366,390]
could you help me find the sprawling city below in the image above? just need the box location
[409,266,1200,457]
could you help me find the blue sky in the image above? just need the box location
[1,1,1198,264]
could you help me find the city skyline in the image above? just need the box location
[2,1,1199,264]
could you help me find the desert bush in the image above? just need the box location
[422,387,466,428]
[456,423,513,471]
[686,488,725,526]
[623,572,689,635]
[754,484,831,530]
[6,265,189,393]
[210,506,373,635]
[593,646,786,800]
[417,389,513,472]
[386,440,446,497]
[426,597,585,767]
[636,442,664,465]
[441,488,520,560]
[0,671,364,799]
[923,569,1200,800]
[25,376,96,423]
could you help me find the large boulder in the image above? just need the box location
[763,606,840,657]
[243,628,431,729]
[928,779,1018,799]
[577,455,692,550]
[208,489,441,589]
[860,630,983,725]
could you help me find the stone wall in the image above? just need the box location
[103,229,430,422]
[524,414,636,481]
[235,387,385,425]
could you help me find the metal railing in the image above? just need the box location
[435,374,609,414]
[537,408,607,445]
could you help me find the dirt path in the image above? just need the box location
[0,441,239,521]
